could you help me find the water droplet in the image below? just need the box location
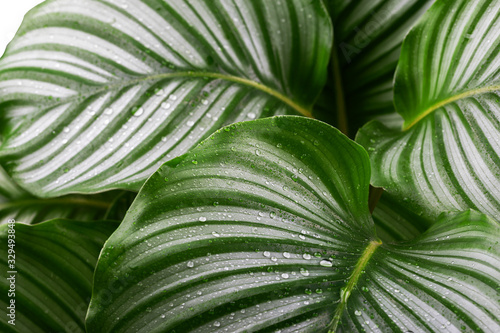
[255,149,262,156]
[247,112,256,119]
[133,108,144,116]
[187,261,194,268]
[213,321,221,327]
[263,251,271,257]
[155,89,164,96]
[201,99,209,105]
[281,273,289,279]
[300,268,310,276]
[354,310,362,316]
[199,217,207,222]
[192,160,198,165]
[282,252,291,258]
[161,102,171,109]
[63,126,70,133]
[212,231,220,237]
[169,95,177,100]
[104,107,113,115]
[271,256,277,262]
[161,136,167,142]
[302,253,311,260]
[187,120,195,127]
[319,259,333,267]
[298,234,305,240]
[313,140,319,146]
[269,212,276,218]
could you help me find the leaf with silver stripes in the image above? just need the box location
[317,0,434,133]
[357,0,500,221]
[86,117,500,332]
[0,0,331,197]
[0,165,123,225]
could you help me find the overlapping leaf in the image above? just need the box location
[0,0,332,197]
[318,0,434,133]
[337,210,500,332]
[0,219,118,332]
[357,0,500,221]
[372,192,432,242]
[87,117,500,332]
[0,165,128,224]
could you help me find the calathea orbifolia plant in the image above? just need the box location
[0,0,499,332]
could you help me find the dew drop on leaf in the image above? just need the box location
[133,108,144,117]
[319,259,333,267]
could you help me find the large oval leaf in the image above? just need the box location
[0,0,332,197]
[318,0,434,133]
[357,0,500,221]
[0,219,118,333]
[87,117,500,332]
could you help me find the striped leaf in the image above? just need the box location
[318,0,434,133]
[357,0,500,221]
[372,191,432,242]
[87,117,500,332]
[0,219,118,333]
[0,0,332,197]
[0,165,128,224]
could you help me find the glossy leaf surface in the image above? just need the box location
[0,0,331,197]
[87,117,500,332]
[357,0,500,221]
[0,219,118,332]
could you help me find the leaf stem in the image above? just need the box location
[331,45,349,136]
[327,239,382,332]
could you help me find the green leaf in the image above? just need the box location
[0,164,127,224]
[87,117,500,332]
[0,219,118,333]
[319,0,434,133]
[0,165,26,200]
[357,0,500,221]
[337,210,500,332]
[0,0,332,197]
[372,192,432,243]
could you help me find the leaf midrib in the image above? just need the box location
[32,71,314,119]
[403,84,500,130]
[328,239,382,332]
